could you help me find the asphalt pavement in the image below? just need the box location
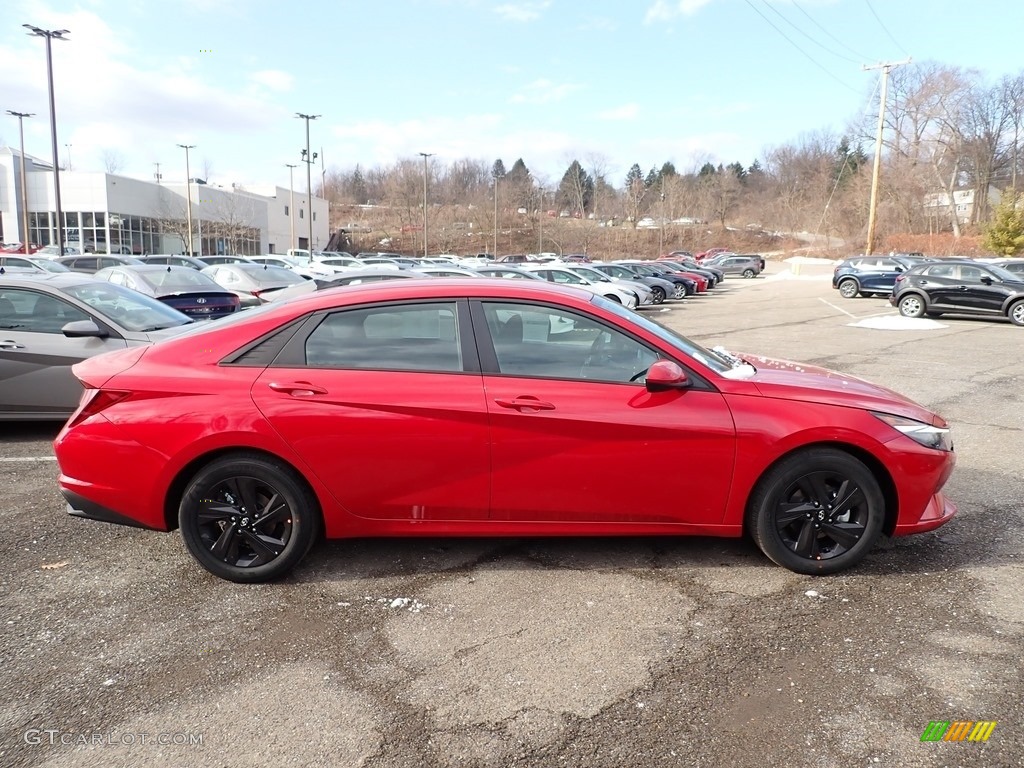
[1,260,1021,768]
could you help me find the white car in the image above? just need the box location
[566,264,656,306]
[248,255,329,280]
[316,256,369,274]
[521,264,639,309]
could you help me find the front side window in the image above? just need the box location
[482,301,659,383]
[305,302,462,372]
[0,288,90,333]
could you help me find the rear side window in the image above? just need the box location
[304,302,462,372]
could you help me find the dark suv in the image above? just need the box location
[832,254,927,299]
[890,259,1024,326]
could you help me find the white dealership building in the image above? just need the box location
[0,147,329,256]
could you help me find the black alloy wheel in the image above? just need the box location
[179,455,320,582]
[747,449,884,575]
[650,286,666,304]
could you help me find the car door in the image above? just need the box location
[915,264,958,309]
[250,300,490,521]
[859,258,901,292]
[474,300,736,525]
[0,287,128,417]
[957,264,1005,314]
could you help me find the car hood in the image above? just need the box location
[739,354,944,425]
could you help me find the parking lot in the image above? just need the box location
[1,260,1021,768]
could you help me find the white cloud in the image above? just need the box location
[249,69,294,92]
[597,103,640,121]
[644,0,714,23]
[509,78,582,105]
[493,1,551,22]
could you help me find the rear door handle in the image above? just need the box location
[268,381,328,396]
[0,340,26,350]
[494,396,556,411]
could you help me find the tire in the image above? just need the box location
[742,268,756,279]
[746,448,885,575]
[672,284,687,300]
[650,286,666,304]
[178,454,321,583]
[838,279,860,299]
[898,294,926,318]
[1009,300,1024,327]
[605,293,622,304]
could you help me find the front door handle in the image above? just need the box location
[268,381,328,396]
[0,340,26,350]
[494,396,556,411]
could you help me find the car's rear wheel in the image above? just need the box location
[179,455,321,583]
[747,448,885,575]
[898,294,926,318]
[1009,300,1024,327]
[650,286,666,304]
[838,279,859,298]
[742,268,756,278]
[672,284,687,299]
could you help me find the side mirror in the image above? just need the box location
[980,275,993,285]
[62,319,109,339]
[645,360,690,391]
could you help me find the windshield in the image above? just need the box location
[140,268,218,290]
[37,260,70,273]
[592,295,755,378]
[988,264,1021,282]
[62,281,193,332]
[571,266,611,282]
[236,265,306,285]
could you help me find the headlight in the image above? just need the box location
[873,412,952,451]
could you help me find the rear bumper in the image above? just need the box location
[62,488,161,530]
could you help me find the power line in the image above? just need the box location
[757,0,860,65]
[862,0,909,57]
[741,0,860,94]
[791,0,873,61]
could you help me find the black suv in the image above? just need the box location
[890,259,1024,326]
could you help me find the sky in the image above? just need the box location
[1,0,1021,193]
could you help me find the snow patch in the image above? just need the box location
[847,316,947,330]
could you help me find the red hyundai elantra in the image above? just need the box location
[54,279,957,582]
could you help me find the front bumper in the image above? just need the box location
[893,491,957,536]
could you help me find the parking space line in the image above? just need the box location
[818,298,857,318]
[0,456,57,462]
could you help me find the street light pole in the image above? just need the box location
[177,144,195,256]
[285,163,298,252]
[418,152,433,257]
[296,113,320,254]
[6,111,35,255]
[65,143,72,171]
[538,187,544,254]
[24,24,70,254]
[493,175,499,258]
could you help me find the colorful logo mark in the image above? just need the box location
[920,721,997,742]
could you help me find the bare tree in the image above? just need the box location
[200,156,215,183]
[102,149,125,174]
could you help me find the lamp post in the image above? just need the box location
[285,163,298,252]
[418,152,433,257]
[492,174,499,258]
[153,162,162,184]
[177,144,195,256]
[24,24,70,254]
[296,113,320,254]
[6,111,34,255]
[538,187,544,254]
[65,143,72,171]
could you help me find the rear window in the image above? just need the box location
[140,269,217,290]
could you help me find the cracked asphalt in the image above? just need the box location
[1,261,1021,768]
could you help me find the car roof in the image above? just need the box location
[0,272,99,288]
[297,277,593,309]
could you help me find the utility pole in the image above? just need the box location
[177,144,195,256]
[153,162,162,184]
[285,163,298,252]
[864,58,911,255]
[6,111,34,254]
[493,175,499,257]
[418,152,433,257]
[538,187,544,254]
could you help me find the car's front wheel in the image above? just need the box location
[838,279,859,298]
[742,268,756,278]
[898,294,926,318]
[179,454,321,583]
[1009,300,1024,327]
[747,448,885,575]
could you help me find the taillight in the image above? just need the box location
[65,388,131,429]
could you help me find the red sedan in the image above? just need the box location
[54,280,957,582]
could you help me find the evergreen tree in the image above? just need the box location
[983,192,1024,255]
[747,159,764,177]
[833,137,867,186]
[351,165,368,205]
[558,159,594,215]
[625,163,645,188]
[698,162,717,177]
[492,158,507,179]
[644,168,657,188]
[659,161,677,179]
[726,161,747,182]
[506,158,531,183]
